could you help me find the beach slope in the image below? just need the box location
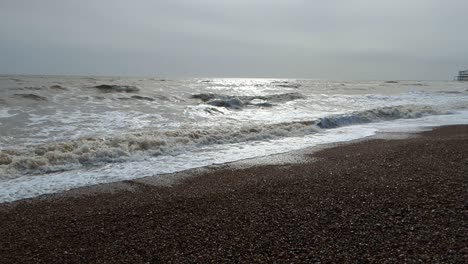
[0,125,467,263]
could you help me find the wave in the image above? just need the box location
[49,85,68,91]
[272,81,301,88]
[8,86,43,91]
[402,83,427,86]
[206,98,243,109]
[9,85,68,92]
[437,91,463,94]
[91,84,140,93]
[13,94,48,101]
[191,92,305,109]
[0,119,317,178]
[117,95,171,102]
[130,95,155,101]
[316,105,438,129]
[0,104,444,178]
[115,95,154,101]
[23,87,43,91]
[381,81,427,86]
[276,84,301,88]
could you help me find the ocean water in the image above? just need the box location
[1,76,468,202]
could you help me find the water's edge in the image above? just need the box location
[0,123,451,206]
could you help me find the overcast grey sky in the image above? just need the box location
[0,0,467,79]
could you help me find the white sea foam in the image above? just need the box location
[0,104,450,179]
[1,111,468,202]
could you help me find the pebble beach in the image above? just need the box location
[0,125,467,263]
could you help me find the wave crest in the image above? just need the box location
[191,92,305,109]
[317,105,438,128]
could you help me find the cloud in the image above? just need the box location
[1,0,467,79]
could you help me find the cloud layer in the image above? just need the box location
[1,0,467,79]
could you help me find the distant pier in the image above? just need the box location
[457,69,468,81]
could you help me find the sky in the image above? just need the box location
[0,0,467,80]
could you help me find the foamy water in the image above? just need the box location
[1,76,468,202]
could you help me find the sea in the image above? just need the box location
[1,76,468,202]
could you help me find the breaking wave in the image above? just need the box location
[0,104,444,178]
[191,92,305,109]
[316,105,438,129]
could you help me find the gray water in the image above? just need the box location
[1,75,468,202]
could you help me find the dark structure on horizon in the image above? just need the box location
[456,69,468,81]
